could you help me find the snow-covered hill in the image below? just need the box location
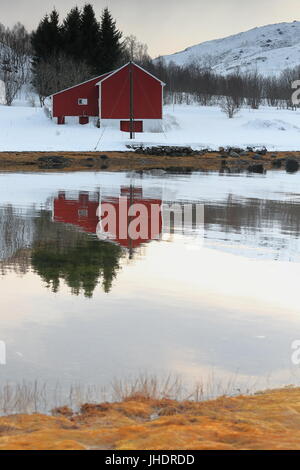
[158,21,300,76]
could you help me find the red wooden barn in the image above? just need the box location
[53,188,163,251]
[49,62,165,133]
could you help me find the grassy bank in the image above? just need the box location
[0,149,299,172]
[1,386,300,449]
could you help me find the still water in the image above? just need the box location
[0,169,300,404]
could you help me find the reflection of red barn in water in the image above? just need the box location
[53,187,162,251]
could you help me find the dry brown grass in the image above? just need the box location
[1,386,300,449]
[110,374,184,402]
[0,373,256,415]
[0,150,298,172]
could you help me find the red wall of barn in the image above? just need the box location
[54,192,99,233]
[100,197,162,248]
[52,73,110,118]
[100,64,163,120]
[53,190,162,249]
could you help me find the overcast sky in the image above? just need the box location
[1,0,299,57]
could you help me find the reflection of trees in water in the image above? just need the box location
[0,248,31,276]
[0,208,124,296]
[0,205,36,267]
[205,195,300,235]
[204,195,300,259]
[1,194,300,289]
[31,239,123,297]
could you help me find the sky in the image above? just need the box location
[0,0,299,57]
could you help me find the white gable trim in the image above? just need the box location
[96,62,166,87]
[134,62,166,87]
[96,62,129,85]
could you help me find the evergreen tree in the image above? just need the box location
[80,3,101,74]
[31,238,123,296]
[99,8,123,74]
[31,9,61,63]
[31,15,51,63]
[31,9,62,99]
[31,5,125,99]
[61,6,82,61]
[48,9,61,54]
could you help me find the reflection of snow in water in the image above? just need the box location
[0,170,300,262]
[205,222,300,262]
[0,206,36,261]
[203,192,300,262]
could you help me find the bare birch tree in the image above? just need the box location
[33,54,91,106]
[220,96,241,118]
[0,23,31,105]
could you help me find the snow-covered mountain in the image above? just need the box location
[158,21,300,76]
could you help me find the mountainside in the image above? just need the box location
[158,21,300,76]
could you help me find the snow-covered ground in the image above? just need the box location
[0,103,300,151]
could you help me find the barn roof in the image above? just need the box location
[96,62,166,87]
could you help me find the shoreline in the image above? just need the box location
[1,386,300,450]
[0,149,299,172]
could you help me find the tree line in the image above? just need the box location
[31,4,124,104]
[145,59,300,114]
[0,3,150,105]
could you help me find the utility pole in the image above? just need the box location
[129,61,135,140]
[128,184,134,259]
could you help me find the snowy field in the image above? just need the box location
[0,103,300,152]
